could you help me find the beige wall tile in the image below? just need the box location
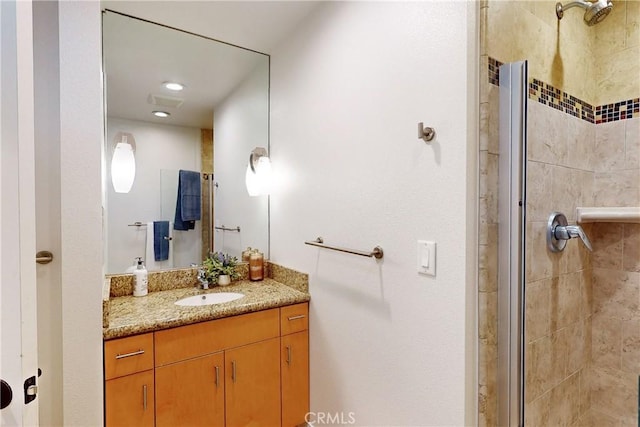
[479,240,498,293]
[625,117,639,170]
[527,101,567,165]
[526,279,551,342]
[626,0,640,49]
[621,319,640,373]
[594,121,626,172]
[593,268,640,321]
[524,391,550,427]
[596,45,640,106]
[590,367,638,421]
[526,336,552,402]
[480,151,499,211]
[564,115,595,171]
[622,223,640,273]
[487,0,516,62]
[478,338,497,387]
[581,270,594,318]
[526,161,554,222]
[593,169,640,208]
[479,291,498,345]
[550,328,569,386]
[526,221,559,282]
[549,373,581,426]
[480,55,490,104]
[552,166,581,222]
[592,223,624,270]
[566,320,588,375]
[487,88,499,155]
[592,313,622,369]
[579,365,591,416]
[551,272,583,330]
[589,408,620,427]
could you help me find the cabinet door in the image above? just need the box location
[226,337,281,426]
[282,330,310,427]
[105,370,154,427]
[156,352,225,427]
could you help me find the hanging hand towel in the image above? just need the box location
[153,221,170,261]
[145,222,174,270]
[174,170,201,231]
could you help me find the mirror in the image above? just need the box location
[103,11,269,274]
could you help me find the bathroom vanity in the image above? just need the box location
[103,264,310,427]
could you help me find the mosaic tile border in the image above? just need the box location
[596,99,640,124]
[528,78,595,123]
[487,56,638,124]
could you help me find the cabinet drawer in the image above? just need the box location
[280,303,309,335]
[155,308,280,366]
[104,333,154,380]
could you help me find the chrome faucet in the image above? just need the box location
[192,263,209,290]
[547,212,593,252]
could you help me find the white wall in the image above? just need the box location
[105,118,202,273]
[58,2,104,425]
[213,65,270,257]
[269,2,477,425]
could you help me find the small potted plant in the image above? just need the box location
[203,252,239,286]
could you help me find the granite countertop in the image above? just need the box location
[104,278,310,340]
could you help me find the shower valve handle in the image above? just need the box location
[554,224,592,251]
[547,212,593,252]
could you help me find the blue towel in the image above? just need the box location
[153,221,170,261]
[174,170,201,231]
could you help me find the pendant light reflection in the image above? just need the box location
[111,132,136,193]
[245,147,271,196]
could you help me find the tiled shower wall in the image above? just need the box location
[523,101,594,426]
[588,116,640,426]
[479,1,639,426]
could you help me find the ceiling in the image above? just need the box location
[102,2,321,129]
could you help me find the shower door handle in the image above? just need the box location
[547,212,593,252]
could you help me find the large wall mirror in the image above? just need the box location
[103,10,269,274]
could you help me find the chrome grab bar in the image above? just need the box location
[304,237,384,260]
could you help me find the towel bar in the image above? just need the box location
[128,222,147,227]
[304,237,384,260]
[215,225,241,232]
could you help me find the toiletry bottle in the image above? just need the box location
[242,247,253,262]
[249,250,264,281]
[133,257,148,297]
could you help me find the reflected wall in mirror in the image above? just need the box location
[103,11,269,274]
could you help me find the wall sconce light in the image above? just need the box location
[111,132,136,193]
[245,147,271,196]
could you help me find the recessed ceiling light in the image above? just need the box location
[162,82,184,91]
[152,111,170,118]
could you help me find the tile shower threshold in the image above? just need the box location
[576,207,640,224]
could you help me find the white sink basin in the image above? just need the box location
[175,292,244,307]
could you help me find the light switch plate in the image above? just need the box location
[417,240,436,276]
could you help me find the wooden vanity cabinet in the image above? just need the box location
[280,303,310,427]
[104,333,154,427]
[104,304,310,427]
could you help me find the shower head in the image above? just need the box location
[556,0,613,26]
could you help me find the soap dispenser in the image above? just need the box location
[133,257,148,297]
